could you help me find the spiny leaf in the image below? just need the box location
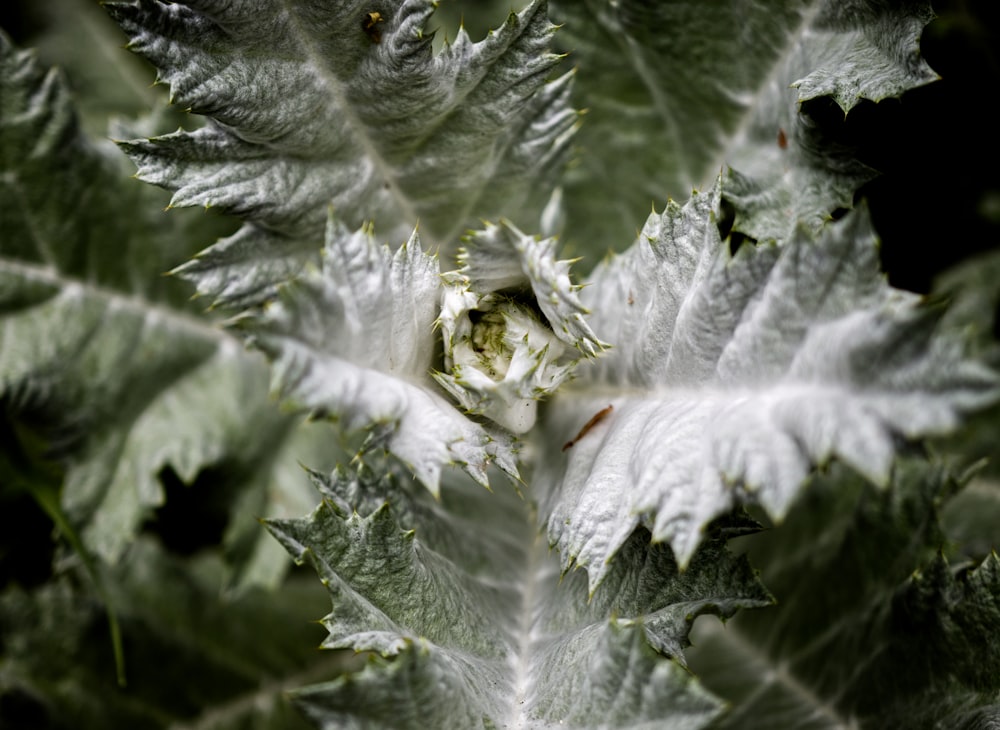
[248,213,520,492]
[550,0,937,255]
[458,221,607,356]
[108,0,578,306]
[686,461,1000,729]
[535,179,999,588]
[267,463,772,729]
[435,220,606,433]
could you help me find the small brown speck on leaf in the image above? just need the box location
[362,11,384,43]
[562,405,614,452]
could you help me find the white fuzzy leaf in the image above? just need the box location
[459,221,608,355]
[535,180,999,588]
[250,214,519,492]
[108,0,577,306]
[267,464,771,729]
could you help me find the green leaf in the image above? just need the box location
[108,0,577,306]
[266,462,772,729]
[0,30,330,582]
[535,180,998,586]
[685,461,1000,729]
[941,478,1000,562]
[4,3,998,729]
[14,0,167,137]
[549,0,938,254]
[0,536,336,729]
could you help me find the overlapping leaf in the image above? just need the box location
[535,179,999,588]
[435,221,607,433]
[0,31,328,581]
[247,214,520,492]
[266,462,772,729]
[108,0,577,306]
[686,461,1000,729]
[456,221,606,356]
[549,0,938,255]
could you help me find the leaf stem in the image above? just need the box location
[27,482,128,688]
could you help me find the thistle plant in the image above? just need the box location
[1,1,999,728]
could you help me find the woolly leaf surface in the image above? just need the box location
[267,464,772,729]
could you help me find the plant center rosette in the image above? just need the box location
[434,221,607,434]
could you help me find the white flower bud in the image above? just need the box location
[436,283,574,434]
[434,221,606,434]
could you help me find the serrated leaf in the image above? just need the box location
[0,31,329,580]
[550,0,937,254]
[108,0,577,306]
[534,179,998,587]
[3,3,998,730]
[248,213,520,492]
[266,463,772,729]
[686,461,1000,730]
[458,221,607,355]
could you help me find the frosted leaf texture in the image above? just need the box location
[267,464,771,729]
[536,179,999,587]
[108,0,577,305]
[249,213,519,492]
